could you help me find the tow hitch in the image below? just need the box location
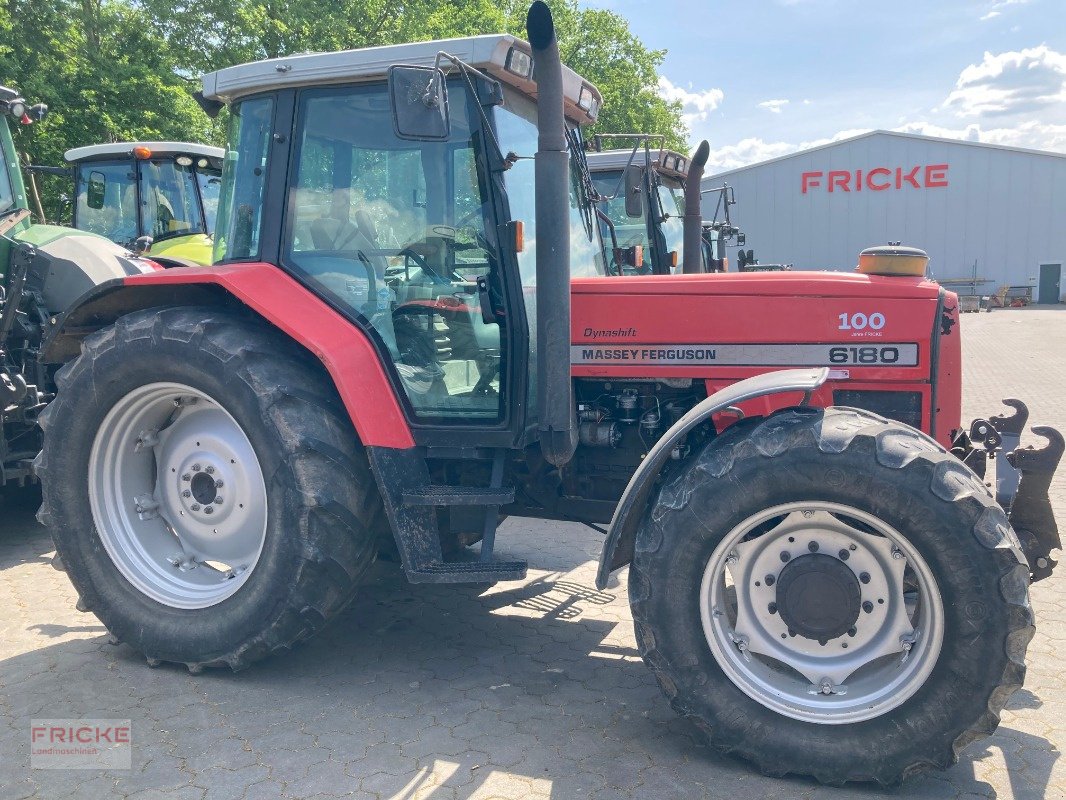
[961,400,1063,582]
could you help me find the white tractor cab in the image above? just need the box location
[586,133,709,275]
[64,142,224,266]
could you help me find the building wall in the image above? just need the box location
[703,133,1066,297]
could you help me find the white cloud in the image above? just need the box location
[979,0,1028,20]
[706,129,870,172]
[657,76,725,124]
[758,99,790,114]
[943,45,1066,117]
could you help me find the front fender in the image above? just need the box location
[595,367,829,589]
[41,263,415,450]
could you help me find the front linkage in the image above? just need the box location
[955,399,1063,582]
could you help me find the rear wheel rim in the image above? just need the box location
[88,382,268,609]
[699,501,944,724]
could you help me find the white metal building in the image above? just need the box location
[703,131,1066,303]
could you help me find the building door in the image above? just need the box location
[1038,263,1061,304]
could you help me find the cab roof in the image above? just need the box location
[586,148,691,179]
[200,33,602,125]
[65,141,224,163]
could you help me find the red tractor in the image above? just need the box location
[36,3,1061,785]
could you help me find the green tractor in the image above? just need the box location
[63,142,223,267]
[0,85,157,488]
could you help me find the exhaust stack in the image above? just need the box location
[527,0,577,467]
[682,139,710,274]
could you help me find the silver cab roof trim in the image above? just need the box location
[586,148,690,178]
[201,33,602,125]
[65,141,224,163]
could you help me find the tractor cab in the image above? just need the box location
[64,142,223,266]
[202,29,603,435]
[587,138,696,275]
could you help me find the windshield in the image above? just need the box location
[656,175,686,269]
[74,160,138,245]
[494,89,606,283]
[138,159,206,241]
[197,167,222,234]
[215,96,274,262]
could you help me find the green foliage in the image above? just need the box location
[1,0,687,222]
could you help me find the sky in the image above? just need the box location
[581,0,1066,172]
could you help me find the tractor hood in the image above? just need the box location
[571,270,946,382]
[571,269,960,442]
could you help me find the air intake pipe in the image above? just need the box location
[682,139,710,274]
[527,0,577,467]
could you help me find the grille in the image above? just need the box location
[832,390,922,429]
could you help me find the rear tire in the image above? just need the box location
[36,307,386,671]
[630,407,1033,785]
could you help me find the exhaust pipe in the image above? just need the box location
[682,139,710,274]
[527,0,577,467]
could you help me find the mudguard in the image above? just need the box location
[595,367,829,589]
[41,263,415,449]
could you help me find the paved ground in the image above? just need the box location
[1,308,1064,799]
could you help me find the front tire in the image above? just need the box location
[36,307,385,671]
[630,407,1033,785]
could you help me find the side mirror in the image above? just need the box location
[86,171,106,210]
[133,235,153,255]
[623,165,643,218]
[388,65,450,141]
[737,232,746,246]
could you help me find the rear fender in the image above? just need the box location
[595,367,829,589]
[41,263,414,449]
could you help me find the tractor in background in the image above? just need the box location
[61,142,223,267]
[0,86,156,489]
[34,4,1061,785]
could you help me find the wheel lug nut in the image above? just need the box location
[767,602,777,614]
[779,551,791,563]
[891,548,903,560]
[838,549,850,561]
[214,497,223,505]
[192,464,202,472]
[808,541,819,552]
[204,507,214,515]
[862,601,874,614]
[182,474,191,482]
[215,480,224,488]
[765,574,775,586]
[191,504,201,512]
[206,466,215,474]
[847,627,857,637]
[859,572,871,584]
[182,490,191,498]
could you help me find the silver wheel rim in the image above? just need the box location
[699,501,944,724]
[88,382,268,609]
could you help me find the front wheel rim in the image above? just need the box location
[88,382,268,609]
[699,501,944,724]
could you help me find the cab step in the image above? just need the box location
[406,559,528,584]
[401,484,515,507]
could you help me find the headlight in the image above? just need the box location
[505,47,533,79]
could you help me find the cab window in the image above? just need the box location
[74,161,138,246]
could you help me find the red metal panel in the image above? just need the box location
[124,263,415,449]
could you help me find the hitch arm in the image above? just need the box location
[1006,426,1063,582]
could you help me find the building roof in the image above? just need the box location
[65,141,224,163]
[200,34,602,125]
[705,129,1066,180]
